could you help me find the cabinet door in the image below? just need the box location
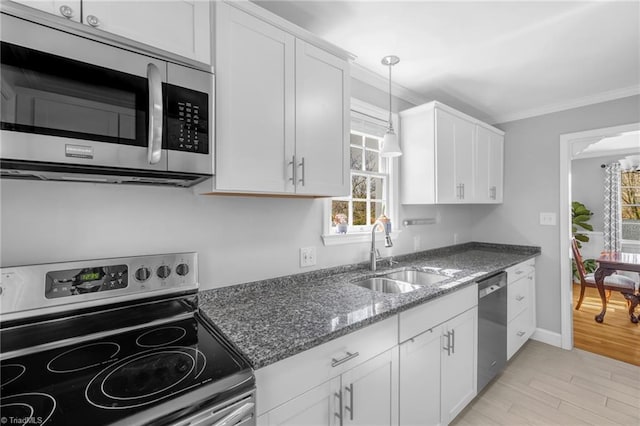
[215,3,295,193]
[264,377,341,426]
[11,0,82,21]
[399,325,445,426]
[81,0,211,63]
[475,126,504,203]
[435,109,474,203]
[341,349,397,426]
[295,40,349,196]
[441,307,477,424]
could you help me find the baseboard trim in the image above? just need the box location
[531,328,563,347]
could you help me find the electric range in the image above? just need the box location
[0,253,255,426]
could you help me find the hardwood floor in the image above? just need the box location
[451,340,640,425]
[572,283,640,366]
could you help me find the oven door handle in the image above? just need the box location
[147,63,163,165]
[212,402,254,426]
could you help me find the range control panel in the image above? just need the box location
[0,253,198,321]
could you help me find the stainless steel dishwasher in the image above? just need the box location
[477,271,508,392]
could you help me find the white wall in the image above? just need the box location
[471,94,640,335]
[0,78,474,289]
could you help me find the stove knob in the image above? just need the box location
[134,267,151,282]
[176,263,189,276]
[157,265,171,279]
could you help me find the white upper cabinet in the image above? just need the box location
[214,1,350,196]
[400,101,505,204]
[215,3,295,193]
[10,0,211,64]
[294,40,349,196]
[10,0,82,22]
[475,125,504,203]
[435,108,475,203]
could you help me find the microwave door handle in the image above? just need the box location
[147,63,163,165]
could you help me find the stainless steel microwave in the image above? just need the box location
[0,13,213,187]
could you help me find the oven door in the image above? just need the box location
[0,14,168,171]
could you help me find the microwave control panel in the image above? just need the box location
[165,84,209,154]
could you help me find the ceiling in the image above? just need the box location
[254,1,640,124]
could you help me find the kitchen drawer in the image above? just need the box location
[255,315,397,416]
[399,284,478,343]
[507,307,534,359]
[505,259,535,285]
[507,272,533,321]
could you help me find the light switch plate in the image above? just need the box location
[539,212,557,226]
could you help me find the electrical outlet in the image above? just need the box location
[539,212,557,226]
[300,246,316,268]
[413,236,421,252]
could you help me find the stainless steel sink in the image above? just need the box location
[381,269,448,286]
[351,277,421,294]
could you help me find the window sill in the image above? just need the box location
[322,230,402,246]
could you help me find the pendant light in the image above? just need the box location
[380,55,402,157]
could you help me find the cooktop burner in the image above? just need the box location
[0,316,250,425]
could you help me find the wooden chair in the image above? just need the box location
[571,238,639,322]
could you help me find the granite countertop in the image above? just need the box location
[198,242,540,370]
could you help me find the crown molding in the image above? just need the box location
[350,62,428,107]
[492,85,640,124]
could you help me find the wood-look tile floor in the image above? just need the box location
[572,284,640,366]
[451,340,640,425]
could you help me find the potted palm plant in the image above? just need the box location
[572,201,596,280]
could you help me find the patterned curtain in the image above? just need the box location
[603,163,622,252]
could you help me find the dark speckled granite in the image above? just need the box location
[198,242,540,369]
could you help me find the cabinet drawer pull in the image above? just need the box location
[451,329,455,354]
[516,331,526,337]
[515,295,525,301]
[331,351,359,367]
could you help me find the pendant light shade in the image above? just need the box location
[380,55,402,158]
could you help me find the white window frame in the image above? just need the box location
[321,99,400,246]
[621,169,640,246]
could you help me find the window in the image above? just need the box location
[621,170,640,241]
[322,99,398,245]
[331,131,388,232]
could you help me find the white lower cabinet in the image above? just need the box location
[256,317,398,426]
[260,349,397,426]
[506,259,536,359]
[398,284,478,426]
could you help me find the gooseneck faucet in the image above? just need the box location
[370,219,393,271]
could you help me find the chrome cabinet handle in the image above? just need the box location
[147,63,163,165]
[517,331,526,337]
[516,295,525,301]
[344,383,354,420]
[298,157,305,186]
[443,332,451,355]
[59,5,73,18]
[331,351,359,367]
[86,14,100,27]
[334,391,343,426]
[451,329,455,354]
[288,155,296,185]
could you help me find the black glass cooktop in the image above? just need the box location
[0,315,252,426]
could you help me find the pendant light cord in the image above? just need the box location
[388,63,393,131]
